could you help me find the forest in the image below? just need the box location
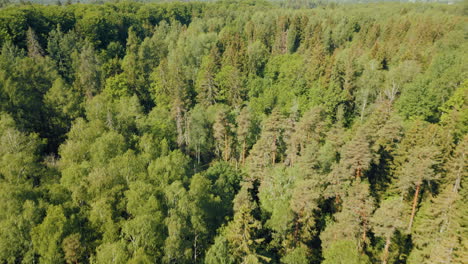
[0,0,466,263]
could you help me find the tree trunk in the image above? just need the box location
[224,134,229,161]
[293,219,299,243]
[382,235,391,264]
[271,135,277,164]
[356,161,362,179]
[193,234,198,263]
[452,150,464,193]
[242,139,246,165]
[175,105,185,147]
[408,183,421,231]
[197,143,200,164]
[360,93,368,122]
[293,213,302,244]
[453,172,461,193]
[361,221,367,246]
[359,209,368,251]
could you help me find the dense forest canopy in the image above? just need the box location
[0,1,466,263]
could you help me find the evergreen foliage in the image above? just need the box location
[0,1,466,263]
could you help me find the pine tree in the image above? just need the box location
[213,108,233,162]
[196,48,220,106]
[340,130,374,180]
[26,27,44,58]
[121,28,140,95]
[321,183,374,251]
[75,42,102,99]
[215,65,245,109]
[245,41,269,76]
[247,109,284,176]
[394,120,445,231]
[293,107,327,154]
[151,54,189,148]
[370,197,406,264]
[283,110,298,167]
[398,145,440,231]
[236,107,252,165]
[223,182,270,263]
[47,25,79,82]
[408,136,467,264]
[290,178,320,243]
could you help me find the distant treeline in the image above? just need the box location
[1,0,463,8]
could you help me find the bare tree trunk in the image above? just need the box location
[175,105,185,147]
[408,183,421,231]
[197,143,200,164]
[356,166,362,179]
[359,208,368,251]
[271,135,277,164]
[241,139,246,165]
[193,233,198,263]
[361,221,367,246]
[382,235,391,264]
[452,151,464,193]
[360,91,368,122]
[293,213,302,244]
[224,134,229,161]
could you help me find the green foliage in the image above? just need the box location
[123,181,164,258]
[32,205,67,263]
[74,42,102,98]
[206,182,270,263]
[205,235,236,264]
[0,1,465,263]
[93,241,129,264]
[0,113,43,184]
[216,65,246,108]
[62,233,84,264]
[322,240,370,264]
[281,246,309,264]
[148,150,190,186]
[440,80,468,141]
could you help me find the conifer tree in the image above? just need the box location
[196,48,220,106]
[223,182,269,263]
[340,130,374,180]
[213,108,233,162]
[26,27,44,58]
[0,3,465,263]
[398,145,440,231]
[370,198,406,264]
[121,28,140,95]
[236,107,252,165]
[216,65,245,109]
[408,136,467,264]
[75,42,102,99]
[248,109,284,175]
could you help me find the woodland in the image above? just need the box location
[0,1,466,263]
